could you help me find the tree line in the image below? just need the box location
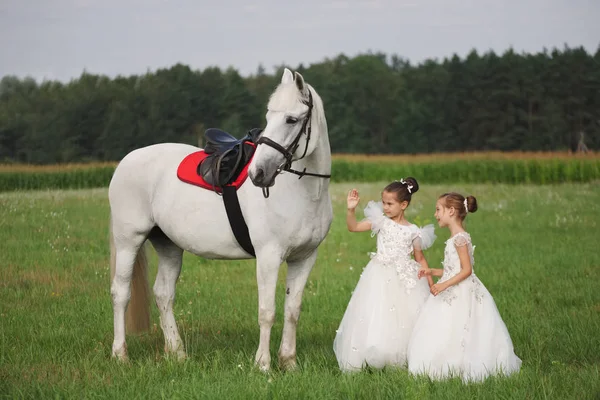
[0,45,598,164]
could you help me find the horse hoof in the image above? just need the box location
[279,356,297,371]
[255,350,272,372]
[164,349,187,362]
[175,350,187,362]
[254,357,271,372]
[258,363,270,373]
[112,350,129,363]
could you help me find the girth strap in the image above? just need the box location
[222,185,255,257]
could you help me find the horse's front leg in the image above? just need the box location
[255,249,283,371]
[279,249,318,371]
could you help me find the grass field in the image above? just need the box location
[1,182,599,399]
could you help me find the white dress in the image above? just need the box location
[407,232,522,382]
[333,201,436,372]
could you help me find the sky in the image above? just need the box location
[0,0,598,82]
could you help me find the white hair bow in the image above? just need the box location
[400,178,413,194]
[463,199,468,213]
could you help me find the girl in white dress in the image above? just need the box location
[408,192,522,381]
[334,178,437,372]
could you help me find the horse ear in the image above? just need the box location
[282,68,294,84]
[294,71,305,91]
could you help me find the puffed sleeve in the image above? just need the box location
[412,224,437,251]
[363,201,386,236]
[452,232,471,247]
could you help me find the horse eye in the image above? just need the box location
[286,117,298,124]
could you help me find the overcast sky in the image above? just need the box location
[1,0,598,82]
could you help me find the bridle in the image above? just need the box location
[255,90,331,198]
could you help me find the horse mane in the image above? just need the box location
[306,84,328,139]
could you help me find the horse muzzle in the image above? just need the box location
[249,166,278,188]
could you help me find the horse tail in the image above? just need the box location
[125,246,151,334]
[109,217,151,334]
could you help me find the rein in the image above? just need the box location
[256,91,331,198]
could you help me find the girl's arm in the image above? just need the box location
[346,188,372,232]
[347,208,372,232]
[418,266,444,278]
[412,225,438,284]
[413,249,434,287]
[430,243,472,296]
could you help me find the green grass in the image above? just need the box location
[1,183,599,399]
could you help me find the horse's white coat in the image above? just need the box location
[108,69,332,370]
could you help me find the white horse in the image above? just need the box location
[108,68,332,371]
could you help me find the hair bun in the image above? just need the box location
[404,177,419,194]
[466,195,478,213]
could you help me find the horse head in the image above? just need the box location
[249,68,322,188]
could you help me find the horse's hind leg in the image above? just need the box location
[110,228,150,361]
[278,249,318,371]
[149,228,186,360]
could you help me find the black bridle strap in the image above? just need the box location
[255,136,293,167]
[285,167,331,179]
[259,165,331,199]
[295,95,313,160]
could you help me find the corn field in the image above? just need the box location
[0,152,598,192]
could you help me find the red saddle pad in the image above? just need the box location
[177,150,254,193]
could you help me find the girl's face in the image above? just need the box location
[382,191,407,219]
[434,198,452,227]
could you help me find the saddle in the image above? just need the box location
[198,128,262,188]
[176,128,263,258]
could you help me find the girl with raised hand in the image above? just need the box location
[334,178,436,372]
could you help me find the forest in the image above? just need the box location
[0,45,598,164]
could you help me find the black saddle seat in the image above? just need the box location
[198,128,262,188]
[205,129,248,153]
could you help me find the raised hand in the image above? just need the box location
[347,189,360,211]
